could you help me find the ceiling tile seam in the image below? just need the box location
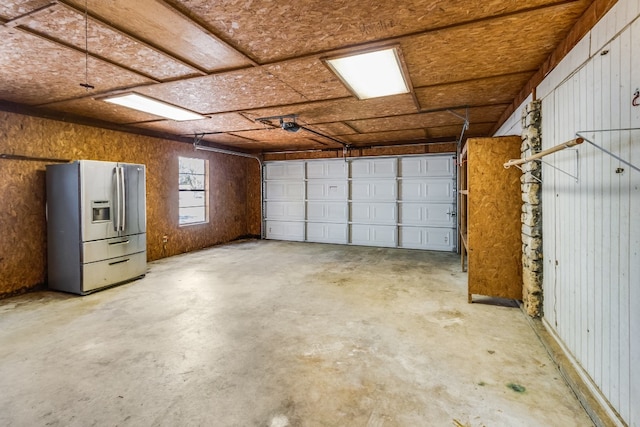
[55,0,209,76]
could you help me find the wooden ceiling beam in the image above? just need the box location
[159,0,259,67]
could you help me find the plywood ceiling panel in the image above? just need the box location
[21,5,199,81]
[342,129,427,145]
[244,94,418,125]
[265,57,351,101]
[428,122,494,139]
[415,72,534,111]
[63,0,253,72]
[231,128,335,144]
[348,105,508,134]
[135,113,258,134]
[174,0,586,63]
[403,3,588,87]
[0,0,53,20]
[0,0,604,153]
[0,27,154,105]
[215,136,332,152]
[136,68,308,114]
[306,122,358,136]
[200,133,259,147]
[42,97,163,123]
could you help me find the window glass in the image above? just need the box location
[178,157,208,225]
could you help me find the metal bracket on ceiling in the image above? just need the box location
[192,132,205,147]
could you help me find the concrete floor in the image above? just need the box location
[0,240,592,427]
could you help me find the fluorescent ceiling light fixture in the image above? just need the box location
[325,47,410,99]
[100,92,206,121]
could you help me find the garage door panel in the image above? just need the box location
[307,202,348,222]
[307,180,348,200]
[307,161,348,179]
[265,162,305,180]
[265,201,305,221]
[399,227,455,251]
[350,224,397,247]
[400,156,454,177]
[351,158,397,178]
[400,178,454,202]
[264,154,456,251]
[306,223,348,244]
[265,221,304,241]
[351,180,397,201]
[351,202,397,224]
[265,181,304,201]
[399,203,455,227]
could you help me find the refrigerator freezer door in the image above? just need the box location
[80,160,119,242]
[121,163,146,236]
[82,251,147,293]
[83,234,147,263]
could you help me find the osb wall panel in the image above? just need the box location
[0,111,260,298]
[467,137,522,300]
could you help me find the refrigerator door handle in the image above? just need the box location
[114,166,121,232]
[120,166,126,232]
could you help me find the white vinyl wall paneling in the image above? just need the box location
[533,3,640,425]
[263,154,457,252]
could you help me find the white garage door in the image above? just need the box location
[263,154,456,251]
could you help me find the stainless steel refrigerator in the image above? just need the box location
[46,160,147,295]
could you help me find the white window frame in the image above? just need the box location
[178,157,209,226]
